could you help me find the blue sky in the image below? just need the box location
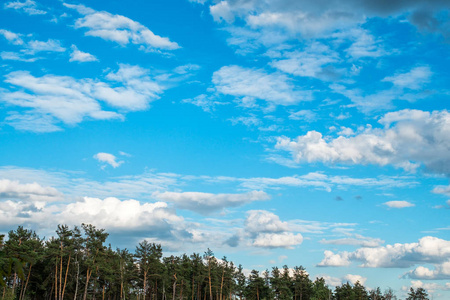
[1,0,450,297]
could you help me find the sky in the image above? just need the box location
[0,0,450,298]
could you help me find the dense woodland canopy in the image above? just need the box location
[0,225,429,300]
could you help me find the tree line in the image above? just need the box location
[0,224,429,300]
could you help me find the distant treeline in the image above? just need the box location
[0,224,428,300]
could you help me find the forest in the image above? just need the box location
[0,224,429,300]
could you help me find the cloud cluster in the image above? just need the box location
[59,197,183,233]
[64,3,179,51]
[1,64,165,131]
[318,236,450,280]
[276,109,450,174]
[405,262,450,280]
[244,210,303,249]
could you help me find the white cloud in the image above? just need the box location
[317,250,351,267]
[173,64,201,75]
[383,66,432,89]
[212,65,312,107]
[0,195,195,247]
[0,51,38,62]
[383,200,415,208]
[59,197,182,231]
[245,210,289,233]
[275,109,450,174]
[26,39,66,53]
[0,29,24,45]
[4,0,46,15]
[0,179,63,202]
[153,190,269,214]
[93,152,123,169]
[239,210,305,249]
[252,232,303,249]
[64,3,179,51]
[318,236,450,268]
[406,261,450,280]
[213,172,416,193]
[69,45,98,62]
[2,71,122,128]
[0,167,180,201]
[1,64,165,131]
[210,1,235,23]
[343,274,367,285]
[432,185,450,196]
[406,280,450,293]
[318,275,343,287]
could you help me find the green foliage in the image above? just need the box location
[0,224,409,300]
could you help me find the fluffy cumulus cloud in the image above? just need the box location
[0,179,63,202]
[208,0,450,37]
[276,109,450,174]
[0,194,194,245]
[243,210,303,249]
[212,65,312,108]
[317,250,352,267]
[153,190,269,214]
[245,210,290,233]
[0,64,165,131]
[64,3,179,51]
[318,236,450,272]
[59,197,183,232]
[405,261,450,280]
